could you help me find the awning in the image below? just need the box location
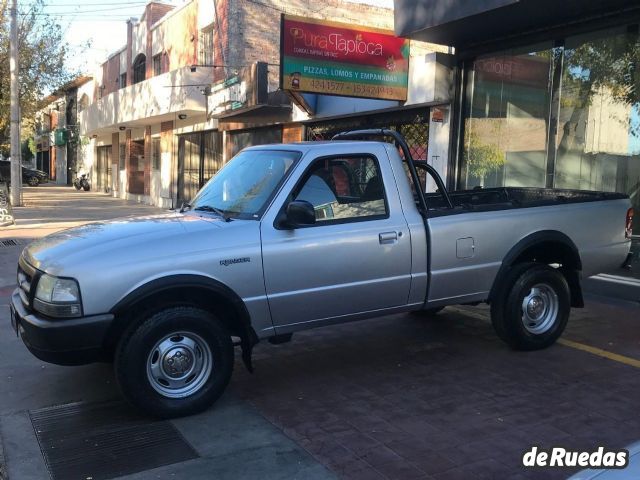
[394,0,640,49]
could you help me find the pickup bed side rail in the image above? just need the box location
[331,129,454,211]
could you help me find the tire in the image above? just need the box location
[82,183,90,191]
[27,177,39,186]
[74,182,82,190]
[114,306,234,418]
[490,263,570,351]
[411,306,445,317]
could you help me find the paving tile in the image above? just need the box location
[230,301,640,480]
[371,457,427,480]
[334,430,382,456]
[358,445,403,468]
[404,450,458,476]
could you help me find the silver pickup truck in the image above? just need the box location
[10,130,633,418]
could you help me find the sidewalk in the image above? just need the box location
[584,238,640,304]
[0,184,333,480]
[0,184,167,289]
[1,184,167,236]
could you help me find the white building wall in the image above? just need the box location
[426,107,451,191]
[118,50,127,75]
[197,0,215,29]
[132,21,147,61]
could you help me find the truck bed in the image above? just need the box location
[425,187,627,216]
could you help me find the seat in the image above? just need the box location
[362,175,383,201]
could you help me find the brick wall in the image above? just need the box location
[154,1,199,73]
[212,0,231,83]
[101,53,122,97]
[196,0,445,93]
[149,2,174,24]
[111,133,120,189]
[282,124,304,143]
[161,121,174,199]
[144,126,152,196]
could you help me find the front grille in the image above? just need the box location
[18,256,37,309]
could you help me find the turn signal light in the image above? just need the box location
[626,208,634,239]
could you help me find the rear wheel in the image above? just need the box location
[490,263,570,350]
[115,306,234,418]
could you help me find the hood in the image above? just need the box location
[23,212,232,274]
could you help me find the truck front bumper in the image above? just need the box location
[10,289,114,366]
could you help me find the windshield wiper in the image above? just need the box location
[193,205,232,222]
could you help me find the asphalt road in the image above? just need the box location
[1,185,639,480]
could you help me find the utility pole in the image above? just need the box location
[10,0,22,206]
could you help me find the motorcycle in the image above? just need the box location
[73,173,91,191]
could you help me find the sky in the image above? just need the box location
[24,0,393,75]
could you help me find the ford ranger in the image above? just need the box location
[9,129,633,418]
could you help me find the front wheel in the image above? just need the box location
[490,263,570,350]
[115,306,234,418]
[82,183,90,191]
[27,176,39,186]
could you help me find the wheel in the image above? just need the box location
[114,306,234,418]
[74,182,82,190]
[490,263,570,350]
[27,176,39,186]
[411,306,445,317]
[82,183,90,191]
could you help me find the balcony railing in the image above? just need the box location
[79,66,211,134]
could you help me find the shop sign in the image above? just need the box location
[280,14,410,101]
[475,55,550,89]
[37,136,50,151]
[431,107,445,123]
[208,63,268,118]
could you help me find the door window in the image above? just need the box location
[293,156,388,223]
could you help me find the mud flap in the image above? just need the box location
[240,329,259,373]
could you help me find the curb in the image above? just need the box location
[0,424,6,480]
[584,273,640,304]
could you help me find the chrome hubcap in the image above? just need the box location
[521,283,559,334]
[146,332,213,398]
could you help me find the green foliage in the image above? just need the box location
[21,137,36,162]
[564,31,640,106]
[464,129,506,180]
[0,0,76,154]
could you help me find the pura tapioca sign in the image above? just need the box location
[280,14,410,101]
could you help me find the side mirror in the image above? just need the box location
[284,200,316,228]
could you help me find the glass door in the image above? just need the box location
[461,43,554,189]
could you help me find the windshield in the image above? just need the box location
[190,149,300,219]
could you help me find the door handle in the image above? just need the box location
[379,231,398,244]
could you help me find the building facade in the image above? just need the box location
[395,0,640,235]
[77,0,446,209]
[77,0,452,208]
[34,76,92,185]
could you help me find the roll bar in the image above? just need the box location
[331,129,453,211]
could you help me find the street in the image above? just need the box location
[0,185,639,480]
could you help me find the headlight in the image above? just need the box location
[34,273,82,318]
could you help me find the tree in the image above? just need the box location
[21,136,35,163]
[0,0,75,156]
[463,128,506,183]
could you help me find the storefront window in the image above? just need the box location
[462,43,553,188]
[554,28,640,234]
[460,28,640,234]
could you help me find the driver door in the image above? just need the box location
[260,149,412,331]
